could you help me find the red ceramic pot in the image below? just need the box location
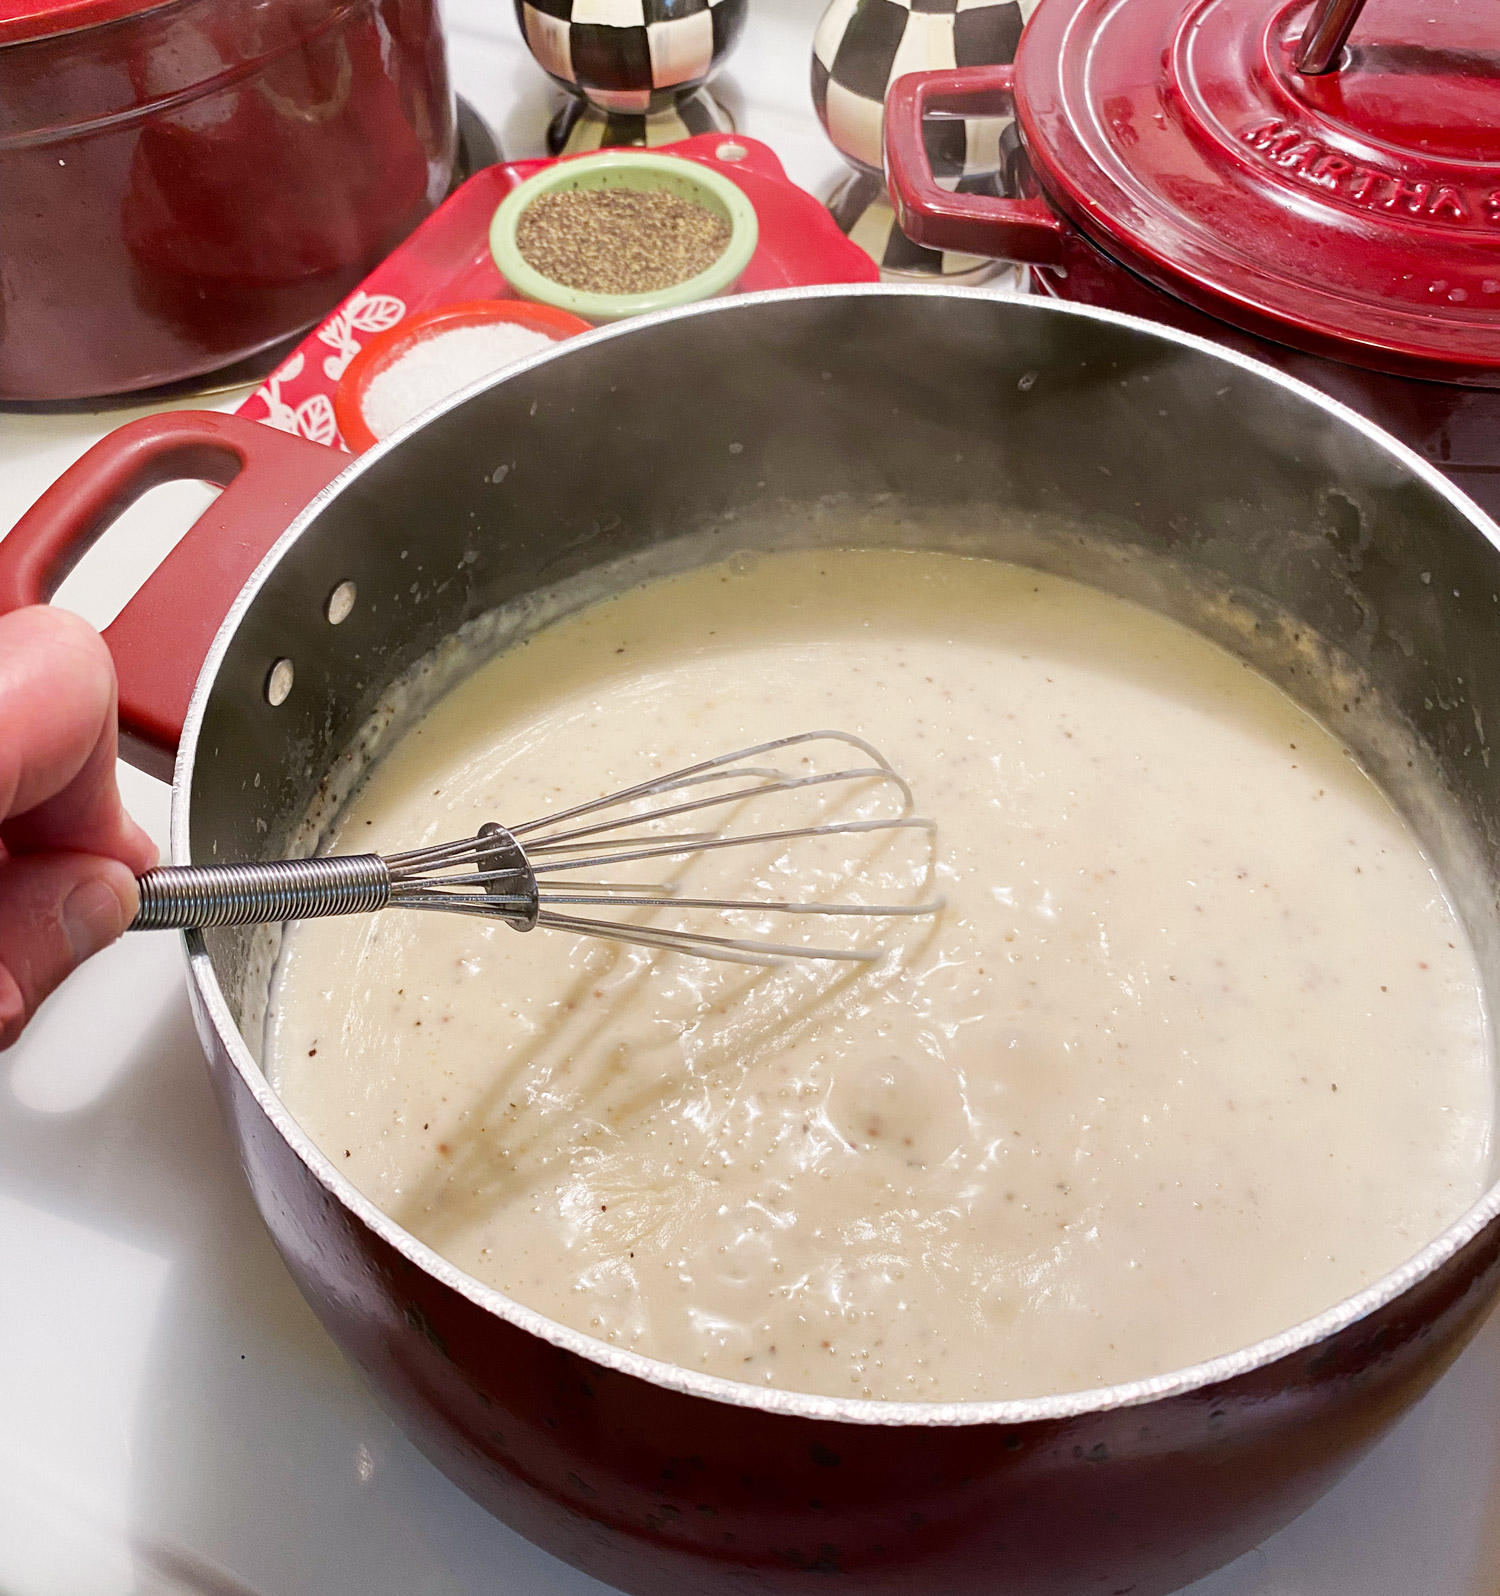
[884,0,1500,527]
[3,288,1500,1594]
[0,0,455,401]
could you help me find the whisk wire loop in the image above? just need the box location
[130,732,942,962]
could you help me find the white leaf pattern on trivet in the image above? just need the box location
[295,393,341,447]
[251,351,307,433]
[317,291,407,381]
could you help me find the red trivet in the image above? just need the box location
[236,135,878,451]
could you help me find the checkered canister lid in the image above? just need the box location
[517,0,746,116]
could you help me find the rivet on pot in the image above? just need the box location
[326,581,357,625]
[266,658,295,706]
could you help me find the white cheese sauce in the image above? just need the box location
[268,549,1494,1401]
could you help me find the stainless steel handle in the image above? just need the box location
[130,855,391,930]
[1295,0,1366,74]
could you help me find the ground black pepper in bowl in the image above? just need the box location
[515,187,733,296]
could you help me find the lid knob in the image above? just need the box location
[1294,0,1367,73]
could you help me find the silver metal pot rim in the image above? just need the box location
[174,282,1500,1430]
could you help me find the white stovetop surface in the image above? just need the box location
[2,3,1499,1591]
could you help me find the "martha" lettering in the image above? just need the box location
[1241,120,1493,227]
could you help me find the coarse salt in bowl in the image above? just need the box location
[334,300,594,452]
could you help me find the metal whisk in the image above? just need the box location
[130,732,941,965]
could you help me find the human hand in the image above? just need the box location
[0,607,158,1050]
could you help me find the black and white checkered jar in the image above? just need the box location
[515,0,747,155]
[812,0,1037,281]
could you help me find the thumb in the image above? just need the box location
[0,853,138,1051]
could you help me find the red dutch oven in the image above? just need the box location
[885,0,1500,524]
[6,286,1500,1593]
[0,0,455,401]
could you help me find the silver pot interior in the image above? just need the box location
[185,287,1500,1182]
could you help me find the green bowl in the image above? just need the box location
[489,150,759,325]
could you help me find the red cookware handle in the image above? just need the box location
[0,411,348,781]
[884,67,1067,265]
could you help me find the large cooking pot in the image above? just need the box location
[882,0,1500,527]
[3,287,1499,1594]
[0,0,455,401]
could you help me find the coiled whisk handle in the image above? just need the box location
[130,856,391,931]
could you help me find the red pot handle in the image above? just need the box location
[884,66,1067,266]
[0,411,348,781]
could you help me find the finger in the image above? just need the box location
[0,607,156,873]
[0,853,138,1051]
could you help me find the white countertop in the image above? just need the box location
[2,2,1498,1591]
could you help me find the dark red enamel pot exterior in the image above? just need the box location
[6,288,1500,1593]
[0,0,455,400]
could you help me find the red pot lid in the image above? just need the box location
[1014,0,1500,383]
[0,0,176,46]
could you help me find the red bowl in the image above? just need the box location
[335,299,592,452]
